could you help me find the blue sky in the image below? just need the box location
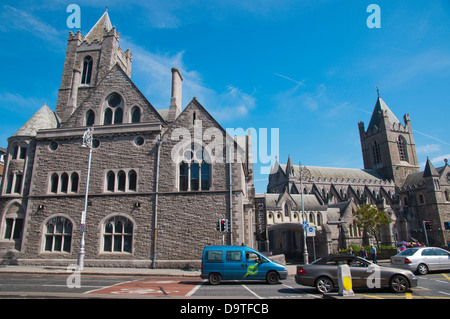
[1,0,449,193]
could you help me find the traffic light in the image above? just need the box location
[425,221,432,231]
[216,219,230,232]
[217,219,227,232]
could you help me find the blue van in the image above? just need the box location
[201,245,288,284]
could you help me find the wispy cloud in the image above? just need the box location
[274,73,305,87]
[414,130,450,146]
[416,143,441,154]
[121,37,256,121]
[0,92,45,114]
[0,5,65,48]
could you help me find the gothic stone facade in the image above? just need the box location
[0,12,255,268]
[260,96,450,259]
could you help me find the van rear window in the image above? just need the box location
[205,250,223,262]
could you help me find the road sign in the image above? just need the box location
[306,226,316,237]
[302,221,307,229]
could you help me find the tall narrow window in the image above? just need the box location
[114,108,123,124]
[284,203,290,217]
[106,171,115,191]
[104,108,113,125]
[128,170,137,191]
[190,162,199,191]
[50,173,59,194]
[117,170,126,191]
[397,135,409,162]
[81,56,93,85]
[6,173,13,194]
[70,173,79,193]
[179,162,188,191]
[131,107,141,123]
[201,161,210,191]
[60,173,69,193]
[372,140,382,165]
[86,110,95,126]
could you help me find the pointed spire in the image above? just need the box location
[286,155,294,177]
[84,9,113,43]
[367,94,401,131]
[423,157,439,178]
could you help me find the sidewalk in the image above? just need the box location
[0,264,299,277]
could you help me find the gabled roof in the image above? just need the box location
[12,103,59,138]
[367,97,401,131]
[423,157,439,178]
[84,10,113,43]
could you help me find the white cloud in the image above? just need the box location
[416,143,441,154]
[121,37,256,121]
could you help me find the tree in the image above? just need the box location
[352,204,392,247]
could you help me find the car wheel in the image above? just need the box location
[416,263,429,275]
[208,273,222,285]
[266,271,280,284]
[390,275,410,293]
[315,276,334,293]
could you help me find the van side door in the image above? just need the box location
[223,250,247,280]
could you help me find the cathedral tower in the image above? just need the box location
[358,93,420,186]
[55,10,133,124]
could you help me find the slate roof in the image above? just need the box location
[367,97,401,131]
[279,164,387,182]
[12,103,60,138]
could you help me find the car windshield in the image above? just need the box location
[397,248,419,256]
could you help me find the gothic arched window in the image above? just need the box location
[178,143,211,192]
[103,93,124,125]
[86,110,95,126]
[103,216,133,253]
[372,140,382,165]
[131,106,141,123]
[81,56,93,85]
[397,135,409,162]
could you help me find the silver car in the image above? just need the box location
[390,247,450,275]
[295,255,418,293]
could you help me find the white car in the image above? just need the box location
[390,247,450,275]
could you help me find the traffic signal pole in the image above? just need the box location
[423,220,430,247]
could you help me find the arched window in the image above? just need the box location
[397,135,409,162]
[372,140,382,165]
[70,173,79,193]
[60,173,69,193]
[117,170,126,191]
[178,143,211,191]
[179,162,189,191]
[309,212,315,224]
[284,203,290,217]
[103,93,124,125]
[81,56,93,85]
[201,161,210,191]
[50,173,59,193]
[317,213,322,226]
[44,217,73,253]
[86,110,95,126]
[128,170,137,191]
[106,171,115,192]
[418,194,425,204]
[103,216,133,253]
[103,108,113,125]
[131,106,141,123]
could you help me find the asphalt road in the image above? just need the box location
[0,271,449,300]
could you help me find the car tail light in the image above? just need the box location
[297,266,306,275]
[404,258,412,264]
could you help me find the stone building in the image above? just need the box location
[0,11,255,268]
[258,95,450,259]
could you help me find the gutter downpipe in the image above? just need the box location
[152,138,162,269]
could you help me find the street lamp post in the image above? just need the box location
[77,127,94,271]
[299,162,311,264]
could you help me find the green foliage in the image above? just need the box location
[352,204,392,247]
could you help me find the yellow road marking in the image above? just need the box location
[405,292,413,299]
[441,273,450,281]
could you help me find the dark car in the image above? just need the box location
[295,255,417,293]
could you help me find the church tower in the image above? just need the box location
[55,10,133,124]
[358,92,420,186]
